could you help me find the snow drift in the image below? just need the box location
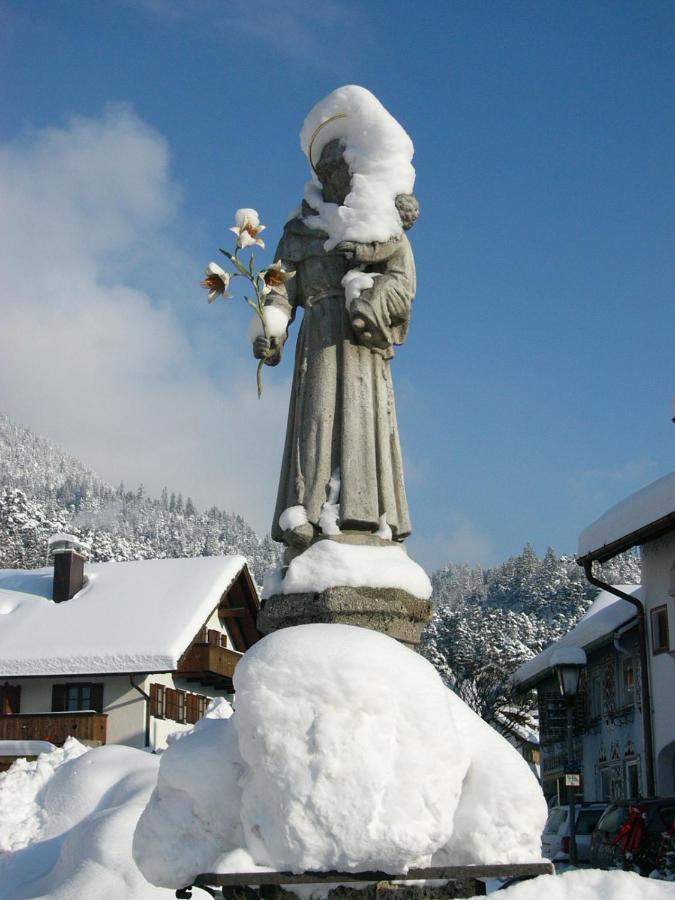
[134,624,547,888]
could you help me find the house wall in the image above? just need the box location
[581,632,644,803]
[1,595,243,753]
[8,675,147,748]
[537,630,645,804]
[641,532,675,795]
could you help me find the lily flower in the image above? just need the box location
[201,262,233,302]
[258,261,296,295]
[230,208,266,249]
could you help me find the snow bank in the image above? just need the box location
[468,868,673,899]
[0,741,210,899]
[248,305,290,341]
[262,540,432,600]
[0,736,86,852]
[433,692,547,866]
[135,625,546,888]
[300,86,415,250]
[578,468,675,558]
[133,711,245,888]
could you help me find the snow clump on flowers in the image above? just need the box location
[300,85,415,250]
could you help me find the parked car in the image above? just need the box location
[590,797,675,873]
[541,803,607,863]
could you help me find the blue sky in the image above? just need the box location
[1,0,673,570]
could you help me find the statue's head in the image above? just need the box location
[315,139,351,206]
[395,194,420,231]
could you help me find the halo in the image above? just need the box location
[308,113,350,176]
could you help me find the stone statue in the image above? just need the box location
[255,86,432,645]
[253,138,419,559]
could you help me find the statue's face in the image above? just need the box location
[315,139,351,206]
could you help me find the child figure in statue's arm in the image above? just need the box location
[336,194,419,353]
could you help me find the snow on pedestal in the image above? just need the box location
[262,540,432,601]
[133,624,547,889]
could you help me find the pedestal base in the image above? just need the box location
[257,585,432,647]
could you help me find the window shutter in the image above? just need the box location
[52,684,66,712]
[186,693,199,725]
[90,683,104,713]
[165,688,178,721]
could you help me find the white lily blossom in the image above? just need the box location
[258,260,296,296]
[229,208,266,249]
[201,261,232,302]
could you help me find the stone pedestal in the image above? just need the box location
[257,585,431,647]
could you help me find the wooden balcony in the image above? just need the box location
[178,642,242,690]
[0,712,107,746]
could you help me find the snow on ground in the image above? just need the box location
[472,868,674,899]
[262,541,432,600]
[134,624,546,889]
[0,740,187,898]
[300,85,415,250]
[0,737,86,852]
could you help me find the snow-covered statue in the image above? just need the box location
[255,86,418,555]
[256,87,431,644]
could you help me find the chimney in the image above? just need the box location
[48,534,89,603]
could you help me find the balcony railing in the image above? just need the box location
[0,712,107,745]
[178,642,242,689]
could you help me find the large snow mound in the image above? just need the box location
[134,624,546,888]
[470,868,674,899]
[300,85,415,250]
[262,540,432,600]
[0,741,214,899]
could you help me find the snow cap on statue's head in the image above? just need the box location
[299,85,415,250]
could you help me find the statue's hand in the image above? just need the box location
[252,335,281,365]
[336,240,357,260]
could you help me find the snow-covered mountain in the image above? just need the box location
[0,413,280,584]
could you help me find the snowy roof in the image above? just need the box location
[0,555,248,677]
[577,469,675,562]
[512,586,641,690]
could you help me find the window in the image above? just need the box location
[52,683,103,713]
[588,674,602,718]
[619,657,635,707]
[0,683,20,715]
[625,759,640,799]
[149,683,165,718]
[176,691,186,724]
[651,606,670,654]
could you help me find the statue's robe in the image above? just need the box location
[265,208,415,543]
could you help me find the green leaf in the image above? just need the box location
[219,248,234,260]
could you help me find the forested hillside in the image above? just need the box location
[1,412,642,732]
[419,545,640,729]
[0,413,280,584]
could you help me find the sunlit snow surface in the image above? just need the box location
[134,625,546,888]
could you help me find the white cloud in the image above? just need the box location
[0,105,288,533]
[407,519,495,573]
[130,0,365,71]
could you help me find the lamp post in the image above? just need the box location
[551,647,586,868]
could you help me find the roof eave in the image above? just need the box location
[577,510,675,566]
[512,614,638,693]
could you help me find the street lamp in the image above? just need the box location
[551,646,587,868]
